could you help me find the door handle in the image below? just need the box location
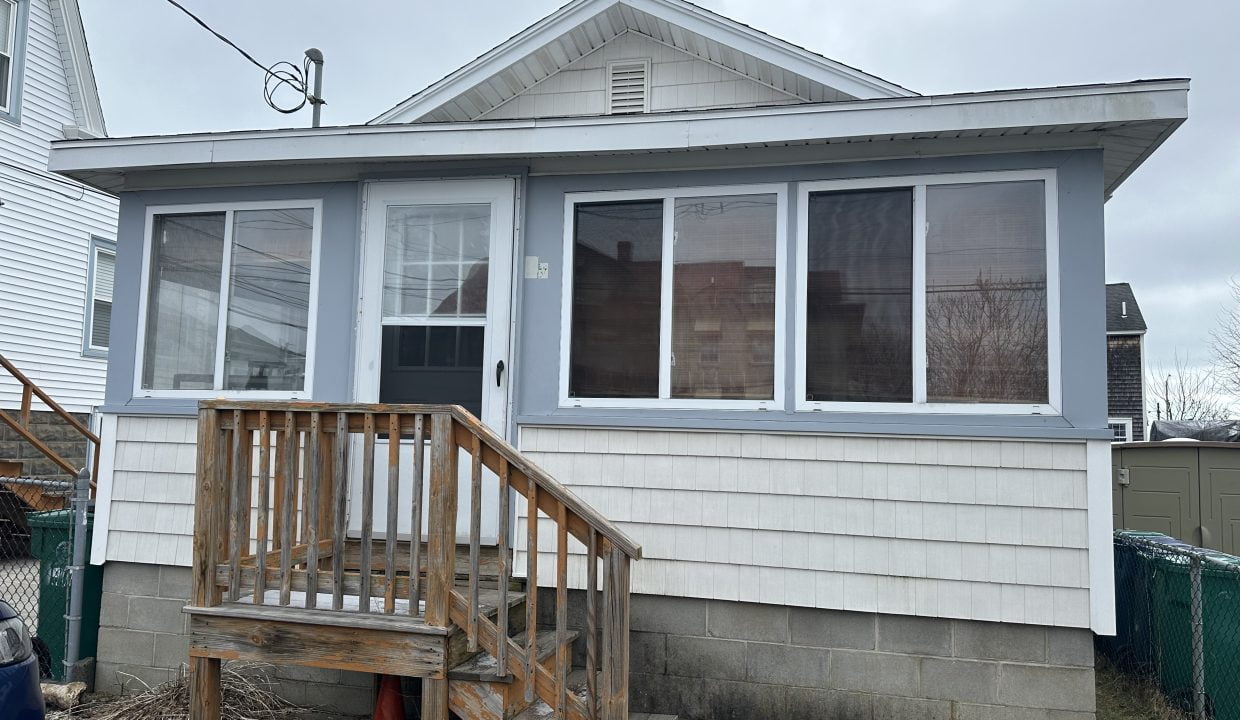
[496,360,505,387]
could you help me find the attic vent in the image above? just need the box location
[607,60,650,114]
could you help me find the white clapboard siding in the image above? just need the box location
[0,0,118,412]
[479,31,803,120]
[516,427,1094,628]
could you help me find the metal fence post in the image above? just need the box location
[62,466,90,679]
[1189,553,1206,720]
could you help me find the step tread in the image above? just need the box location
[511,669,589,720]
[449,628,580,681]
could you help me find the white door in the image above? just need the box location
[352,179,516,543]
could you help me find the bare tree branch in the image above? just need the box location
[1147,351,1229,423]
[1210,277,1240,396]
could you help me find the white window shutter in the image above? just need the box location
[607,60,649,114]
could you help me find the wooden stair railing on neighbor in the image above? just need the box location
[187,401,641,720]
[0,352,99,510]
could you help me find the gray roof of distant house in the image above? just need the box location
[1107,283,1147,333]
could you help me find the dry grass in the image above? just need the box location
[1095,656,1189,720]
[48,663,308,720]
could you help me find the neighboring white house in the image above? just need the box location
[48,0,1190,717]
[0,0,116,418]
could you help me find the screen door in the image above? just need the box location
[353,179,515,543]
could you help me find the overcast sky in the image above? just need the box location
[80,0,1239,404]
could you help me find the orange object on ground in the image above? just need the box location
[373,674,404,720]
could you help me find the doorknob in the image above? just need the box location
[496,360,505,387]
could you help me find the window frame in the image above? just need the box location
[133,200,323,400]
[559,183,788,411]
[0,0,27,122]
[794,168,1061,415]
[82,235,115,358]
[1108,417,1133,443]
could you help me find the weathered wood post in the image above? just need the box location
[189,407,222,720]
[602,546,631,720]
[421,412,459,720]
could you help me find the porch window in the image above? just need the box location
[564,186,785,408]
[138,204,319,396]
[797,171,1058,414]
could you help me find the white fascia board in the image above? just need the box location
[369,0,913,124]
[370,0,608,125]
[50,81,1189,179]
[49,0,107,136]
[624,0,914,100]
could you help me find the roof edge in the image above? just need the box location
[368,0,915,125]
[48,0,106,137]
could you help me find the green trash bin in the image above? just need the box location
[1148,544,1240,720]
[26,509,103,681]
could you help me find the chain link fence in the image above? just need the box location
[0,476,75,679]
[1099,531,1240,720]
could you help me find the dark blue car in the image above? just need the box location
[0,600,43,720]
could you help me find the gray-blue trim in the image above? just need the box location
[81,234,115,358]
[0,0,30,125]
[514,150,1108,440]
[106,182,361,413]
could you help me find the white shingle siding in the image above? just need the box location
[517,427,1094,628]
[103,416,199,566]
[479,32,802,120]
[99,416,1096,629]
[0,0,117,412]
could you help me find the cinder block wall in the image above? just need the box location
[96,562,376,716]
[0,410,91,478]
[625,593,1095,720]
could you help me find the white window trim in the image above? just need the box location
[794,168,1062,416]
[559,183,788,411]
[0,0,17,114]
[83,236,115,357]
[1108,417,1133,443]
[133,200,323,400]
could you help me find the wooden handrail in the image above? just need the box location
[0,353,100,487]
[191,401,639,720]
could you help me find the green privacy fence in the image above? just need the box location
[1099,531,1240,720]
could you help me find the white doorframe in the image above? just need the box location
[354,178,517,427]
[351,178,518,543]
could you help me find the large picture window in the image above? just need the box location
[796,170,1058,414]
[137,202,320,397]
[562,186,785,409]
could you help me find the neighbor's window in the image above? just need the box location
[139,205,317,394]
[801,173,1054,411]
[0,0,19,113]
[567,188,782,406]
[84,238,115,354]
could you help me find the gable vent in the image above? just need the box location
[607,60,650,114]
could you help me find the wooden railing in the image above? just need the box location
[190,401,641,720]
[0,353,99,487]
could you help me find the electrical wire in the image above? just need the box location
[161,0,312,114]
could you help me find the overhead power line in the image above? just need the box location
[161,0,324,119]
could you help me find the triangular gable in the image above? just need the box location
[370,0,916,124]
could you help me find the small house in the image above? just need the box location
[48,1,1190,718]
